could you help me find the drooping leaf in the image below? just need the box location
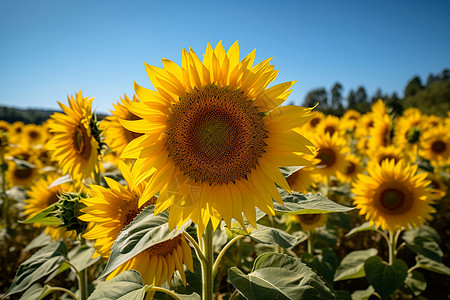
[25,230,52,252]
[345,222,378,237]
[402,225,440,244]
[334,249,378,281]
[414,255,450,276]
[401,270,426,296]
[88,270,147,300]
[275,190,353,215]
[406,236,443,263]
[364,256,408,300]
[350,286,374,300]
[101,205,191,278]
[229,252,334,300]
[19,203,61,226]
[249,225,299,248]
[47,174,72,189]
[19,283,43,300]
[5,241,67,297]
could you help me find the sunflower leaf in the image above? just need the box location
[5,241,67,297]
[88,270,147,300]
[345,222,378,237]
[100,205,191,279]
[414,255,450,276]
[350,286,375,300]
[47,174,72,189]
[228,252,334,300]
[249,225,299,248]
[401,270,426,296]
[334,248,378,281]
[405,236,443,263]
[19,203,61,226]
[275,190,353,215]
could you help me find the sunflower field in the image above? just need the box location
[1,42,449,300]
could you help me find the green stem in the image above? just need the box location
[388,230,394,265]
[1,150,8,228]
[393,230,401,257]
[307,231,313,255]
[79,238,89,300]
[182,231,207,263]
[229,289,239,300]
[201,222,214,300]
[212,235,245,277]
[146,286,182,300]
[44,287,78,300]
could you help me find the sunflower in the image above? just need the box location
[24,173,77,240]
[420,126,450,165]
[394,111,422,158]
[23,124,46,146]
[291,213,328,232]
[352,159,437,231]
[6,157,40,187]
[286,165,318,193]
[426,172,447,199]
[316,115,340,137]
[119,41,316,234]
[369,145,406,165]
[337,154,363,183]
[0,120,10,134]
[422,115,442,131]
[46,91,99,179]
[305,111,324,131]
[101,94,143,156]
[80,162,193,286]
[340,109,360,134]
[354,113,375,139]
[312,132,349,181]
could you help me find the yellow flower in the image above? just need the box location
[6,158,40,187]
[420,126,450,165]
[316,115,340,137]
[0,120,11,134]
[80,162,193,286]
[369,145,406,165]
[287,165,318,193]
[291,214,328,232]
[355,113,375,139]
[101,94,143,156]
[23,124,47,146]
[368,114,392,151]
[304,111,324,132]
[426,172,447,199]
[337,154,363,183]
[312,133,349,181]
[119,41,316,235]
[394,111,422,159]
[24,173,76,240]
[46,91,99,179]
[352,160,437,231]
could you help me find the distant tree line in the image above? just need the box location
[0,106,107,125]
[302,68,450,117]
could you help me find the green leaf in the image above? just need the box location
[25,230,52,252]
[88,270,147,300]
[334,249,378,281]
[5,241,67,297]
[350,286,374,300]
[101,205,191,279]
[415,255,450,276]
[19,283,43,300]
[402,270,426,296]
[333,290,351,300]
[311,248,339,286]
[402,225,440,244]
[279,166,304,178]
[364,256,408,300]
[228,252,334,300]
[19,203,61,226]
[47,174,72,189]
[406,236,443,263]
[275,190,354,215]
[249,225,299,248]
[345,222,378,237]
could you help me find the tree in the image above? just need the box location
[330,82,343,110]
[404,76,423,97]
[355,86,369,113]
[347,90,356,110]
[371,88,385,103]
[303,88,328,110]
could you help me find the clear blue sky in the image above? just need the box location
[1,0,449,114]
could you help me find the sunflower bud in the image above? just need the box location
[56,192,88,236]
[406,127,420,144]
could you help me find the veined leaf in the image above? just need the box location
[88,270,147,300]
[414,255,450,276]
[275,190,353,215]
[345,222,378,237]
[5,241,67,297]
[229,252,334,300]
[19,203,61,226]
[100,205,191,279]
[249,225,299,248]
[406,236,443,263]
[334,249,378,281]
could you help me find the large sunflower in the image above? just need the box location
[119,41,316,234]
[24,173,77,240]
[80,162,193,286]
[101,94,143,156]
[46,91,99,179]
[352,160,437,231]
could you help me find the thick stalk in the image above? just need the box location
[201,222,214,300]
[1,150,8,227]
[79,238,89,300]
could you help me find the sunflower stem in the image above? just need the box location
[43,286,78,300]
[78,238,89,300]
[182,231,207,263]
[307,230,313,255]
[1,149,8,228]
[201,222,214,300]
[229,289,239,300]
[213,235,245,277]
[393,229,402,257]
[146,286,182,300]
[388,230,394,265]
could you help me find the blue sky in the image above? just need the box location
[1,0,449,114]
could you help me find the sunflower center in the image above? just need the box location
[324,126,336,136]
[165,85,267,185]
[298,214,320,224]
[431,141,446,154]
[14,167,33,179]
[380,188,404,210]
[73,124,92,161]
[310,117,320,128]
[29,130,40,140]
[146,235,182,256]
[317,148,336,168]
[344,162,356,175]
